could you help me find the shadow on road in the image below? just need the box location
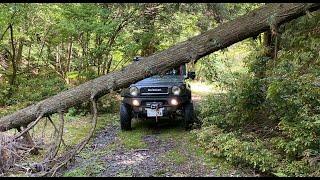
[131,117,186,133]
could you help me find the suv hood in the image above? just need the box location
[133,75,185,86]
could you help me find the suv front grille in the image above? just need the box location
[140,87,169,95]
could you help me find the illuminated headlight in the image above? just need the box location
[172,86,181,95]
[129,86,139,96]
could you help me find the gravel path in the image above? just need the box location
[61,95,260,177]
[61,120,259,177]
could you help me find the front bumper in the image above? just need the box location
[122,96,190,117]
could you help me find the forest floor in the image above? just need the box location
[59,82,262,177]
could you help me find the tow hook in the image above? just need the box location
[155,105,159,123]
[151,103,160,123]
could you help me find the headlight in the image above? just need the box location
[172,86,181,95]
[129,86,139,96]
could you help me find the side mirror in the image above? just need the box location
[133,56,139,62]
[133,56,144,62]
[187,71,196,80]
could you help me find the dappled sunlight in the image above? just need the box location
[117,153,146,166]
[189,81,225,95]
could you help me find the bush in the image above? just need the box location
[195,11,320,176]
[6,71,68,106]
[97,93,121,114]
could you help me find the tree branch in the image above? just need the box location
[45,97,98,177]
[0,25,10,43]
[13,113,44,140]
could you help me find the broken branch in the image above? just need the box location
[13,113,44,140]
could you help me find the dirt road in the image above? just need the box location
[60,93,259,177]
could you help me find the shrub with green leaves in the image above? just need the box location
[97,93,121,114]
[0,70,69,117]
[196,11,320,177]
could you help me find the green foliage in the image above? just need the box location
[0,83,10,106]
[0,70,67,107]
[164,150,187,165]
[195,40,251,87]
[1,3,318,177]
[63,161,106,177]
[193,125,279,172]
[117,120,150,150]
[1,3,262,108]
[272,172,288,177]
[97,93,121,114]
[196,10,320,177]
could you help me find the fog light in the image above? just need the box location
[171,99,178,105]
[132,99,140,106]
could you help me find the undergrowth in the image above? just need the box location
[194,11,320,177]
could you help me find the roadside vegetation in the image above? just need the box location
[1,3,319,177]
[193,11,320,177]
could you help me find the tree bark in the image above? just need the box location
[7,24,17,99]
[140,3,160,57]
[66,38,73,84]
[9,24,16,86]
[0,3,319,132]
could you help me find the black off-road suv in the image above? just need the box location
[120,57,196,131]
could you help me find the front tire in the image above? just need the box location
[184,101,194,130]
[120,102,132,131]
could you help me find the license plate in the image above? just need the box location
[146,108,164,117]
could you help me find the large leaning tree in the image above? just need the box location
[1,3,319,132]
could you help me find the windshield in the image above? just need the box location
[165,65,186,76]
[134,74,185,85]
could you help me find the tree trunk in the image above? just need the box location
[66,38,73,84]
[16,40,24,69]
[102,18,129,75]
[106,56,113,74]
[140,3,159,57]
[8,24,17,98]
[0,3,319,132]
[55,46,60,75]
[27,42,32,69]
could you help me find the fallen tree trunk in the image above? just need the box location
[0,3,319,132]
